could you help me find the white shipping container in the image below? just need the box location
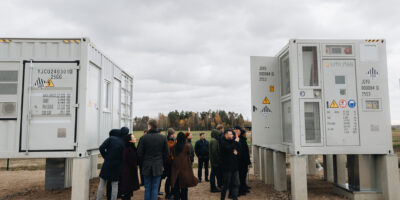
[0,38,133,158]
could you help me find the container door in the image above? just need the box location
[323,60,360,146]
[112,78,121,128]
[20,61,79,151]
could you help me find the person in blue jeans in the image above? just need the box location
[137,119,169,200]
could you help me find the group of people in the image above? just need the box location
[96,119,251,200]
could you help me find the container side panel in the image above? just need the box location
[20,62,78,151]
[112,78,121,129]
[85,63,101,149]
[250,56,281,146]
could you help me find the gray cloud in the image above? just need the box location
[1,0,400,123]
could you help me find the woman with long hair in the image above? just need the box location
[118,133,140,200]
[170,132,199,200]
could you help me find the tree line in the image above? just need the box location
[133,110,251,131]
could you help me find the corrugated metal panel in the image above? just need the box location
[100,112,112,144]
[113,66,122,80]
[0,39,81,60]
[88,44,102,67]
[102,58,114,82]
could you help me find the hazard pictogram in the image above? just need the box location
[263,97,270,104]
[330,100,338,108]
[45,79,54,87]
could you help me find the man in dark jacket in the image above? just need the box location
[209,129,222,192]
[235,127,251,195]
[220,129,240,200]
[137,120,169,200]
[195,132,209,182]
[96,129,125,200]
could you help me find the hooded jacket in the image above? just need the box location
[99,129,125,181]
[209,129,221,167]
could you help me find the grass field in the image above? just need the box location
[133,130,252,146]
[393,130,400,147]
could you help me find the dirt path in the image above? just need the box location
[0,168,346,200]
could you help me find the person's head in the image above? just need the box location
[216,124,224,133]
[200,132,206,140]
[240,128,247,138]
[211,129,220,139]
[109,129,121,137]
[185,132,192,140]
[122,134,136,145]
[233,126,242,136]
[167,128,176,139]
[175,132,187,154]
[147,119,157,130]
[224,129,234,140]
[121,127,129,137]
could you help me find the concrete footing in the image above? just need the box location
[253,145,260,177]
[264,149,274,185]
[334,154,347,187]
[251,145,400,200]
[307,155,318,176]
[273,151,287,191]
[290,155,308,200]
[71,157,90,200]
[325,155,334,182]
[89,155,98,179]
[260,148,265,182]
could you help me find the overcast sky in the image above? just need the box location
[2,0,400,124]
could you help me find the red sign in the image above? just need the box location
[339,99,347,108]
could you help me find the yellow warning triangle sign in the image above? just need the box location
[263,97,270,104]
[330,100,338,108]
[45,79,54,87]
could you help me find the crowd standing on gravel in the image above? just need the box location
[96,119,251,200]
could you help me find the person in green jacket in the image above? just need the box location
[209,129,222,192]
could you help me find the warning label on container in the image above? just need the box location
[31,92,73,116]
[261,105,272,117]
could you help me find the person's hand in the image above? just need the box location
[233,149,238,155]
[235,136,239,142]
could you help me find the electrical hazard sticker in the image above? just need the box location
[330,100,339,108]
[261,105,272,117]
[262,97,270,104]
[45,79,54,87]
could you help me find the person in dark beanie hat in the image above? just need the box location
[121,127,130,137]
[118,134,140,200]
[96,129,125,200]
[237,128,251,195]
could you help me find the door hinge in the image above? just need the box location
[72,66,80,70]
[72,104,79,108]
[73,143,78,147]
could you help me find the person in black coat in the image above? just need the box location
[119,133,140,200]
[137,120,169,200]
[96,129,125,200]
[106,127,130,200]
[220,129,241,200]
[236,127,251,195]
[194,132,209,182]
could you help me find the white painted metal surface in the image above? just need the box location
[0,38,133,158]
[251,39,393,155]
